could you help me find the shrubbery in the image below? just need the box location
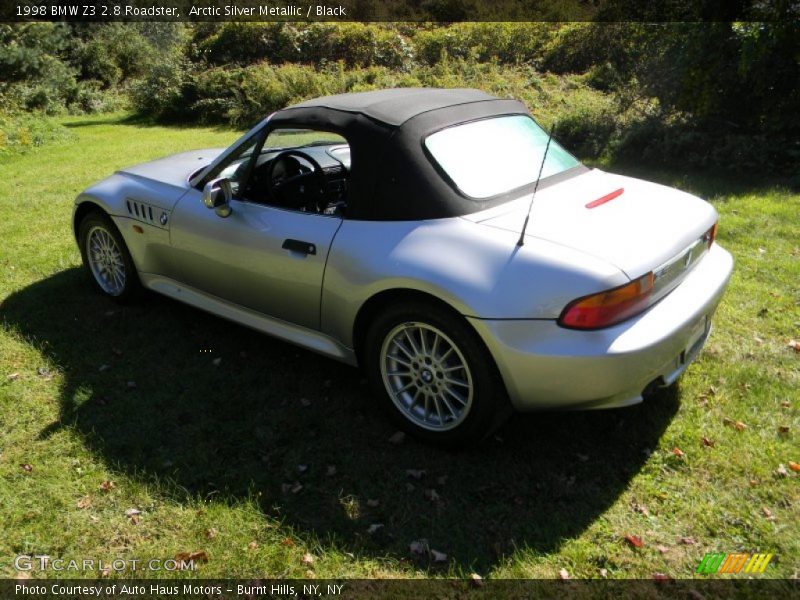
[3,21,798,174]
[0,112,75,156]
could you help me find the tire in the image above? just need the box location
[364,300,512,447]
[78,210,141,302]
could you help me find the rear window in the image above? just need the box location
[424,115,580,199]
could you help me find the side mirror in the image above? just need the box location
[202,177,233,218]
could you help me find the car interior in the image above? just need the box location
[214,128,352,217]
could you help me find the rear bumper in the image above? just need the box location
[469,244,734,411]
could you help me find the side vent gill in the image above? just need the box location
[125,198,169,230]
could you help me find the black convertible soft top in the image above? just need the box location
[269,88,585,221]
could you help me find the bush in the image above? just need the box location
[129,57,189,120]
[0,111,75,156]
[413,23,555,66]
[196,23,413,70]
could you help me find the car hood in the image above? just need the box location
[463,169,718,278]
[118,148,226,188]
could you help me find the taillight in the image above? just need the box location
[705,222,718,248]
[558,272,655,330]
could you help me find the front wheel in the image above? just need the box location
[364,301,511,447]
[78,211,140,301]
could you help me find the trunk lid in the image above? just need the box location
[465,169,718,278]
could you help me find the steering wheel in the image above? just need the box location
[265,150,326,212]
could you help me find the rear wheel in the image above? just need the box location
[78,211,140,301]
[364,300,511,446]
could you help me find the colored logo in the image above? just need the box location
[696,553,773,574]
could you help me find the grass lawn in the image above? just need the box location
[0,113,797,580]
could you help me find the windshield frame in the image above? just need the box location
[421,113,584,203]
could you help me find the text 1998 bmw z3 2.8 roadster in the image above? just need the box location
[73,88,733,445]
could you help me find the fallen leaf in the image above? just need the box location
[280,538,295,547]
[431,549,448,563]
[702,436,716,448]
[761,507,774,520]
[367,523,384,534]
[76,495,92,509]
[247,541,258,550]
[37,367,51,378]
[366,498,380,507]
[204,528,218,539]
[680,536,697,545]
[775,464,789,477]
[624,534,644,548]
[299,397,311,408]
[656,545,670,554]
[558,568,570,579]
[20,463,33,472]
[788,340,800,353]
[326,465,337,476]
[734,421,747,431]
[301,553,315,565]
[128,514,140,525]
[99,480,115,492]
[424,489,440,502]
[781,401,791,408]
[632,502,649,516]
[406,469,425,479]
[753,336,764,345]
[758,247,766,255]
[789,461,800,472]
[778,426,790,434]
[124,508,141,516]
[388,431,405,444]
[8,372,20,381]
[174,550,208,565]
[672,447,686,458]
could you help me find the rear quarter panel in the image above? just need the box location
[321,216,628,348]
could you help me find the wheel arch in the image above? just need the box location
[73,198,108,241]
[352,288,497,373]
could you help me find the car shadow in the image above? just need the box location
[0,268,680,572]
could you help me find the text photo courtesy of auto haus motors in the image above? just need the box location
[1,2,798,597]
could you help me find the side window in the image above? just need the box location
[198,133,263,199]
[215,136,261,199]
[242,128,350,216]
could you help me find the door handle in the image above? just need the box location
[282,239,317,255]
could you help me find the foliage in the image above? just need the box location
[1,21,798,173]
[194,22,413,69]
[0,112,75,156]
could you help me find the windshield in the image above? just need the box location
[424,115,581,199]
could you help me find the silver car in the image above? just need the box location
[73,88,734,445]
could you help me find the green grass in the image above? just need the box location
[0,114,798,580]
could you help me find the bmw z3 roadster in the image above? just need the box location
[73,88,733,445]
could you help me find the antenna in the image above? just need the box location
[517,123,555,247]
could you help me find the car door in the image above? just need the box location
[166,130,343,331]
